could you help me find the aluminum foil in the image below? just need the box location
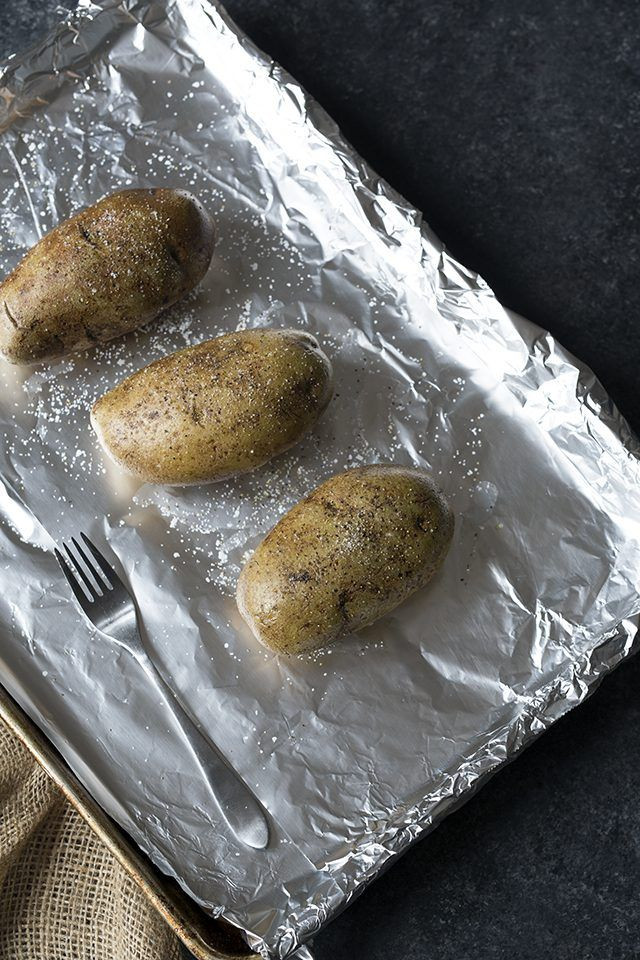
[1,1,639,955]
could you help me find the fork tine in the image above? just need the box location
[80,532,119,590]
[63,540,102,600]
[55,548,94,610]
[71,535,113,592]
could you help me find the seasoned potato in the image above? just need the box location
[0,188,215,364]
[91,328,333,485]
[237,465,454,655]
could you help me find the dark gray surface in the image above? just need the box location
[2,2,640,958]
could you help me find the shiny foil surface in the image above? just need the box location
[0,1,639,955]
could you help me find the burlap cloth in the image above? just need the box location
[0,717,182,960]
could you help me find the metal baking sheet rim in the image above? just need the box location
[0,0,639,957]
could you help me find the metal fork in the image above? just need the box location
[54,532,269,850]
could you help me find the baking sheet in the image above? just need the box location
[1,0,639,955]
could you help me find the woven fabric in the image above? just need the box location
[0,718,181,960]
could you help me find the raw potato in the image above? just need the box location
[237,464,455,655]
[91,328,333,485]
[0,188,215,364]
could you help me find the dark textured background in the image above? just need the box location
[1,2,639,958]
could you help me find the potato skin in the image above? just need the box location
[91,328,333,485]
[237,465,454,655]
[0,188,215,364]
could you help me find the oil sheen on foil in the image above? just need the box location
[0,1,639,956]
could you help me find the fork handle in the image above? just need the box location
[138,657,270,850]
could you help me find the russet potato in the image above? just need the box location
[91,328,333,485]
[237,464,454,655]
[0,188,215,363]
